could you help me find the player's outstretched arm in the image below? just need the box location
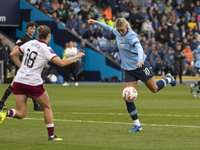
[51,52,85,67]
[10,45,22,68]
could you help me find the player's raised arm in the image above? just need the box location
[51,52,85,67]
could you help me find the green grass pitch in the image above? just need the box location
[0,83,200,150]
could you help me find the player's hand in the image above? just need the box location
[136,61,144,68]
[77,52,85,58]
[88,19,97,24]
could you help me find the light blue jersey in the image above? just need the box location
[194,45,200,68]
[96,21,146,70]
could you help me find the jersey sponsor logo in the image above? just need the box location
[132,38,138,43]
[49,48,55,54]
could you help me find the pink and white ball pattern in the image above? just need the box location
[122,87,138,102]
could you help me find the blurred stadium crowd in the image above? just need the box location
[1,0,200,83]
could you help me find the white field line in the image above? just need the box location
[71,112,200,118]
[27,111,200,118]
[27,112,60,114]
[21,117,200,128]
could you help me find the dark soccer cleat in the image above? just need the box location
[34,105,43,111]
[129,125,142,132]
[166,73,176,86]
[48,135,63,141]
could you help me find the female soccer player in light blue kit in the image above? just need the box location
[88,18,176,132]
[190,45,200,97]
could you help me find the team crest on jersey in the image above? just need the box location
[123,39,125,42]
[49,48,55,54]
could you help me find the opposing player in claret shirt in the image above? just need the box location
[0,22,42,111]
[0,25,85,141]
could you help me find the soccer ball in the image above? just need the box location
[122,87,138,102]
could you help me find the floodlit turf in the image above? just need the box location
[0,83,200,150]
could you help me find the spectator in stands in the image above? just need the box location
[175,5,182,18]
[138,0,148,8]
[190,37,198,51]
[130,7,148,33]
[170,23,181,42]
[52,11,60,22]
[87,35,98,48]
[107,15,116,28]
[119,0,128,13]
[168,33,176,49]
[182,44,192,75]
[99,15,107,25]
[142,42,149,56]
[148,37,157,47]
[162,24,170,44]
[78,5,88,21]
[155,26,165,43]
[156,41,166,60]
[140,35,147,46]
[187,16,197,29]
[149,49,162,75]
[164,48,174,74]
[61,0,68,9]
[88,5,99,20]
[141,18,155,41]
[185,11,191,22]
[94,26,103,39]
[147,7,154,22]
[195,1,200,15]
[146,43,157,60]
[66,14,77,31]
[77,22,88,37]
[85,14,92,27]
[188,2,195,14]
[43,0,53,14]
[127,1,134,14]
[179,24,186,40]
[178,16,188,30]
[168,17,174,28]
[152,16,161,31]
[160,15,167,27]
[56,3,67,22]
[34,0,43,10]
[102,5,112,21]
[83,24,95,39]
[182,38,189,49]
[179,2,187,16]
[75,14,84,29]
[51,0,60,12]
[164,1,173,16]
[169,9,178,24]
[62,41,80,86]
[174,43,185,84]
[0,38,11,81]
[67,5,75,19]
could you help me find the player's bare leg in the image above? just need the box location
[34,91,62,141]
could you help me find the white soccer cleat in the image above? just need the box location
[62,82,69,86]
